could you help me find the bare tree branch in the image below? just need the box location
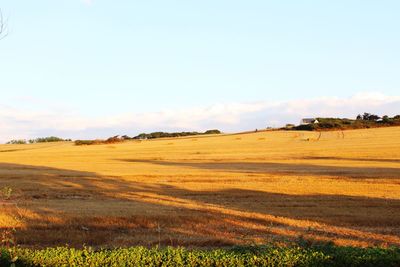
[0,9,8,40]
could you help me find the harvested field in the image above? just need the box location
[0,127,400,248]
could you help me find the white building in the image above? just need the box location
[300,118,319,125]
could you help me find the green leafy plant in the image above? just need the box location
[1,228,18,267]
[0,245,399,267]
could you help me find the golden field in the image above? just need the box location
[0,127,400,248]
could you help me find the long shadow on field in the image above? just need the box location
[300,156,400,164]
[1,162,399,248]
[119,159,400,179]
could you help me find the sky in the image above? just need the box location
[0,1,399,142]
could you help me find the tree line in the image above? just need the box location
[74,130,222,146]
[128,129,221,140]
[6,137,71,145]
[293,113,400,131]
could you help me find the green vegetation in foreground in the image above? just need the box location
[1,245,399,267]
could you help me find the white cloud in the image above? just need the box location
[82,0,93,6]
[0,92,399,143]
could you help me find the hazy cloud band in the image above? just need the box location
[0,92,399,142]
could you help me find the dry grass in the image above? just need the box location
[0,127,400,248]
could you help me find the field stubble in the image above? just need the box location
[0,127,400,248]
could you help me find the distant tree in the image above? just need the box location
[356,114,363,120]
[360,113,367,120]
[362,112,380,121]
[394,115,400,120]
[368,114,381,121]
[362,112,371,120]
[135,133,148,140]
[382,115,390,123]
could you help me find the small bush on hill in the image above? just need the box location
[74,136,125,146]
[104,136,124,144]
[74,140,98,146]
[204,129,221,134]
[6,140,27,145]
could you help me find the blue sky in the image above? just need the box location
[0,1,399,141]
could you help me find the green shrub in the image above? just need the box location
[6,140,27,145]
[204,129,222,135]
[31,137,66,143]
[75,140,90,146]
[74,140,99,146]
[295,124,316,131]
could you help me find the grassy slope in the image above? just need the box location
[0,127,400,247]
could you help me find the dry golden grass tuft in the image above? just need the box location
[0,127,400,248]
